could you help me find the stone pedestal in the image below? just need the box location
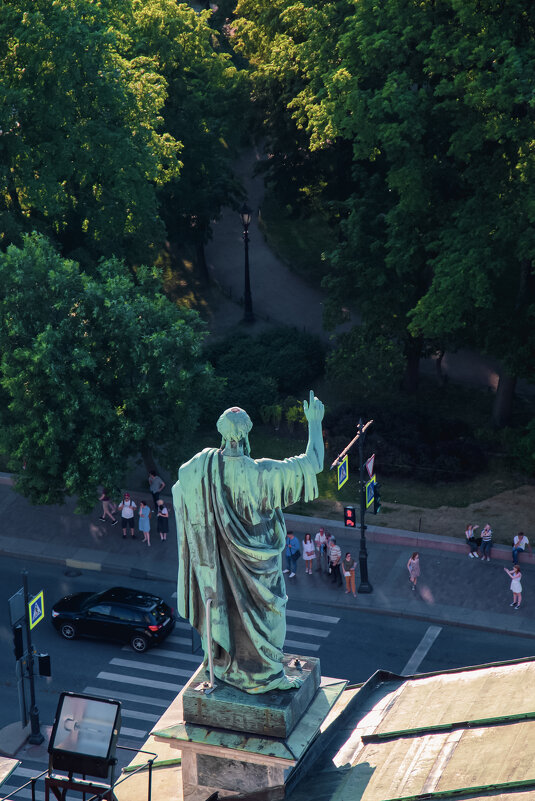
[153,655,347,801]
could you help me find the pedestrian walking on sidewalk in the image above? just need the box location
[465,524,480,558]
[148,470,165,510]
[480,524,493,561]
[512,532,531,565]
[283,531,300,578]
[504,565,522,609]
[314,527,328,572]
[99,489,118,525]
[343,552,357,596]
[329,537,343,586]
[302,533,315,574]
[157,499,169,541]
[407,552,420,591]
[139,500,151,546]
[118,493,137,539]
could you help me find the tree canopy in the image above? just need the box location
[0,0,181,265]
[233,0,535,416]
[0,234,218,510]
[0,0,245,270]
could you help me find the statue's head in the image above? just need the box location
[217,407,253,456]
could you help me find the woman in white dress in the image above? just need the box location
[504,565,522,609]
[302,533,316,575]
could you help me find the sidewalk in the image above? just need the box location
[1,478,533,639]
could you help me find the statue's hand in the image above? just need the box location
[303,390,324,423]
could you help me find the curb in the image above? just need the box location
[0,545,173,584]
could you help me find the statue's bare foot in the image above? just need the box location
[276,673,303,690]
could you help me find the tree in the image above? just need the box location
[131,0,247,280]
[0,234,219,510]
[234,1,535,413]
[0,0,181,265]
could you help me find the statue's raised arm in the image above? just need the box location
[173,391,325,694]
[303,389,324,473]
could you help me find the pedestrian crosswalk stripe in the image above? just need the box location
[122,708,160,723]
[286,609,340,624]
[97,671,183,693]
[121,645,202,663]
[109,657,194,679]
[11,767,44,778]
[84,686,171,707]
[164,634,192,647]
[284,638,320,652]
[286,624,329,638]
[120,725,148,739]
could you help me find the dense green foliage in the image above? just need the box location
[233,0,535,422]
[205,327,326,422]
[0,234,218,510]
[0,0,244,267]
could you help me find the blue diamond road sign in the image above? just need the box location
[29,590,44,630]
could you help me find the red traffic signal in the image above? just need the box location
[344,506,356,527]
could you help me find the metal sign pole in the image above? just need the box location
[22,570,44,744]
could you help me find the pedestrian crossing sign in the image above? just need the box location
[365,475,376,509]
[29,590,44,630]
[337,455,349,490]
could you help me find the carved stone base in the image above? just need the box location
[153,656,347,801]
[182,654,320,738]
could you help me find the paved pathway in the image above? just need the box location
[203,147,535,395]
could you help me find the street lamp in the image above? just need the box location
[330,419,374,593]
[357,419,373,593]
[239,203,255,324]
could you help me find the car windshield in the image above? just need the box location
[83,592,106,608]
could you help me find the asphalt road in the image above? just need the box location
[3,556,535,729]
[1,555,535,799]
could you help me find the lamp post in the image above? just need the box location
[239,203,255,324]
[22,570,44,744]
[330,419,373,594]
[357,419,373,593]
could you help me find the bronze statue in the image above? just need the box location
[173,391,324,694]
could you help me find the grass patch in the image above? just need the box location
[258,192,336,288]
[183,425,524,517]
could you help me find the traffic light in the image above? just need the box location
[373,484,381,514]
[344,506,356,527]
[13,624,24,661]
[38,653,51,677]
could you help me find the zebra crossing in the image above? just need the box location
[0,607,339,801]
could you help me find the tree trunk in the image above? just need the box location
[402,337,422,394]
[493,373,517,428]
[140,443,157,474]
[435,349,446,386]
[195,229,211,287]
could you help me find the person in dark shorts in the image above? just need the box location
[148,470,165,510]
[118,492,137,538]
[157,499,169,541]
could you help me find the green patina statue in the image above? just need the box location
[173,391,324,694]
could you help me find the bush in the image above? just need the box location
[323,401,487,484]
[204,326,326,420]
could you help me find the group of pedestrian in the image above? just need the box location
[98,471,169,546]
[283,527,357,596]
[465,523,493,561]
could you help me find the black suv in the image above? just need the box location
[51,586,175,652]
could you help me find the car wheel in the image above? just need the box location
[131,635,148,653]
[60,623,77,640]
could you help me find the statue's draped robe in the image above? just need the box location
[173,448,318,693]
